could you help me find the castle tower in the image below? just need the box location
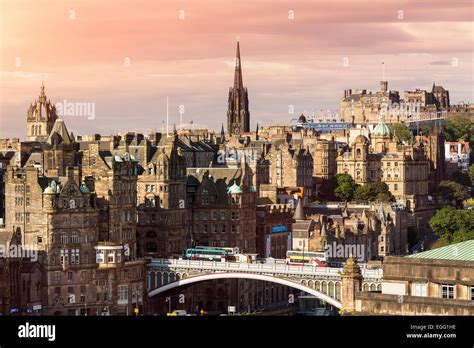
[26,83,58,142]
[226,41,250,136]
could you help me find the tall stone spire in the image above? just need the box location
[227,40,250,136]
[234,41,244,92]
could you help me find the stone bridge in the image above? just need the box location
[146,258,383,310]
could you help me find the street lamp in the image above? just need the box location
[165,296,171,314]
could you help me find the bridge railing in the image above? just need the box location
[148,259,383,279]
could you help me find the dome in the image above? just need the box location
[373,123,391,136]
[227,183,243,194]
[354,134,369,144]
[80,185,90,193]
[43,186,55,194]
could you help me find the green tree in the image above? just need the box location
[354,181,395,202]
[429,207,474,244]
[391,123,413,143]
[439,180,469,207]
[317,176,338,201]
[451,171,471,187]
[334,173,359,201]
[444,116,474,142]
[469,164,474,186]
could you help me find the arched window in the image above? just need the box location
[71,231,80,243]
[60,232,68,245]
[356,148,361,157]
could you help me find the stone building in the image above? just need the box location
[3,161,145,315]
[134,131,190,258]
[340,81,450,125]
[186,160,257,253]
[0,91,146,315]
[80,143,139,257]
[349,240,474,315]
[256,203,293,259]
[267,141,313,203]
[404,83,450,110]
[337,114,433,230]
[306,202,408,260]
[340,81,400,125]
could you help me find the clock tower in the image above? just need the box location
[226,41,250,136]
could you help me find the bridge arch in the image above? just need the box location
[148,271,342,309]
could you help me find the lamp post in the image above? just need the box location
[302,240,305,266]
[166,296,171,314]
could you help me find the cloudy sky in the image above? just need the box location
[0,0,473,138]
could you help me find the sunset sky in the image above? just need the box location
[0,0,473,138]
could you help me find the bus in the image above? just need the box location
[186,246,255,263]
[285,250,327,267]
[184,247,227,262]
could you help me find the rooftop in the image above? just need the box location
[407,240,474,261]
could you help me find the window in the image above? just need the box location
[107,252,115,263]
[441,284,454,299]
[394,184,398,191]
[412,283,427,297]
[67,272,73,281]
[60,232,68,245]
[96,251,104,263]
[118,285,128,303]
[71,231,80,243]
[471,287,474,301]
[71,249,80,264]
[60,249,69,266]
[54,272,60,283]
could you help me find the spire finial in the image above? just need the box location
[39,82,46,102]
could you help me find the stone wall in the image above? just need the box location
[354,291,474,316]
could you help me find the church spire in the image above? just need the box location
[234,40,243,92]
[227,40,250,136]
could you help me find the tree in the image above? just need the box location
[353,181,395,202]
[391,123,412,143]
[429,207,474,244]
[317,176,338,201]
[444,116,474,142]
[334,173,359,202]
[439,180,469,207]
[451,171,471,188]
[469,164,474,187]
